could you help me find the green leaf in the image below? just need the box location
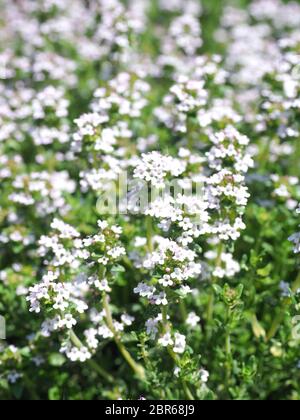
[49,353,66,367]
[111,265,126,274]
[257,264,272,277]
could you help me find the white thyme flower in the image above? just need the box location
[200,368,210,383]
[158,332,174,347]
[186,312,200,328]
[134,151,186,188]
[173,333,186,354]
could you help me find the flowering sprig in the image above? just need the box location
[27,218,144,378]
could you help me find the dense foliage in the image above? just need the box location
[0,0,300,401]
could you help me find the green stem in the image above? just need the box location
[206,293,215,324]
[266,312,285,342]
[161,307,195,401]
[182,381,195,401]
[102,293,146,381]
[207,242,223,323]
[225,328,232,389]
[224,303,233,395]
[259,135,273,173]
[70,329,114,383]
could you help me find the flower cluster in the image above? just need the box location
[134,152,187,188]
[27,219,134,363]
